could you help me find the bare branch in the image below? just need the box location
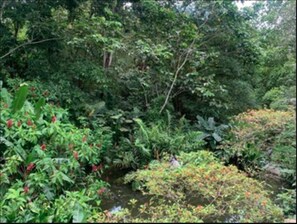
[0,38,62,60]
[159,39,196,114]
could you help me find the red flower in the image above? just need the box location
[97,188,105,195]
[26,163,35,172]
[82,136,87,142]
[41,144,46,151]
[7,119,13,128]
[92,164,103,172]
[27,119,33,126]
[51,116,57,123]
[73,151,79,160]
[92,165,98,172]
[23,186,29,193]
[17,120,22,127]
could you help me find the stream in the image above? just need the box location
[100,168,151,217]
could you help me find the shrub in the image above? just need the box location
[123,151,284,223]
[262,86,296,110]
[0,85,112,222]
[220,109,296,181]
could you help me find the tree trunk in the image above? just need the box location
[103,51,113,68]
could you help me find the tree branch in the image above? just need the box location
[159,39,196,114]
[0,38,62,60]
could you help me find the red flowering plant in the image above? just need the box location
[0,85,112,222]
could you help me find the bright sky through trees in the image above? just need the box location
[236,0,257,9]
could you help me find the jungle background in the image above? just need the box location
[0,0,296,223]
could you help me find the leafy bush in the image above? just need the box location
[220,109,296,181]
[262,86,296,110]
[89,198,207,223]
[109,116,205,170]
[123,151,284,223]
[0,85,112,222]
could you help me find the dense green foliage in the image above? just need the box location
[0,0,295,222]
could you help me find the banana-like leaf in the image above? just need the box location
[11,83,29,113]
[34,97,46,120]
[212,133,222,142]
[207,117,215,130]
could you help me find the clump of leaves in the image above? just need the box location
[196,115,229,150]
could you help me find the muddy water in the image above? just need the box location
[100,167,290,221]
[100,168,152,217]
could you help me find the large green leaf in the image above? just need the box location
[207,117,215,130]
[34,97,46,120]
[13,145,27,161]
[0,137,13,147]
[212,133,222,142]
[11,83,29,113]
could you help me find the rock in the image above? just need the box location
[110,205,122,214]
[170,155,181,168]
[263,163,282,177]
[288,98,296,106]
[170,159,180,168]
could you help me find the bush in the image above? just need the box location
[262,86,296,110]
[0,85,112,222]
[220,109,296,182]
[123,151,284,223]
